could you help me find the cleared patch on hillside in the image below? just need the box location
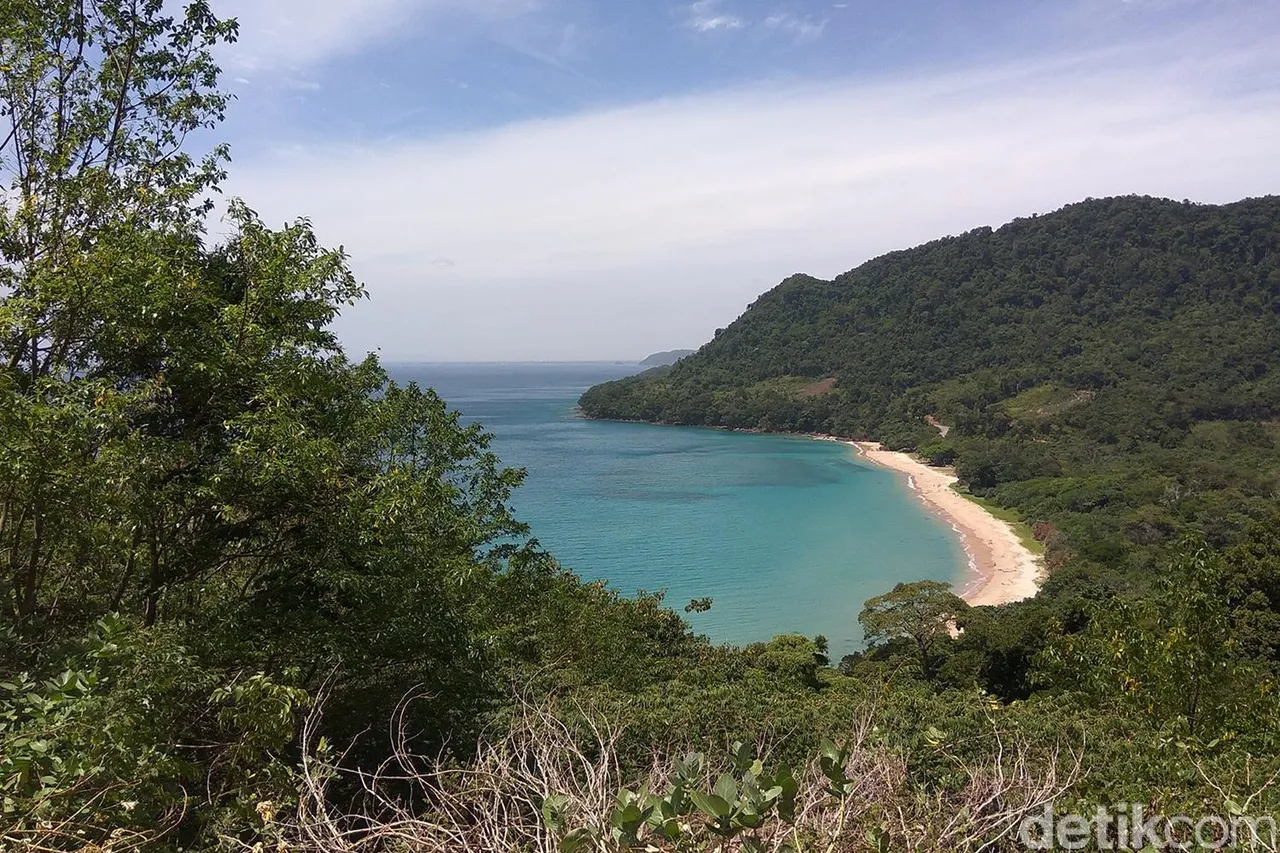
[797,377,837,398]
[724,376,839,399]
[1002,385,1094,422]
[1187,420,1280,451]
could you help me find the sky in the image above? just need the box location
[208,0,1280,361]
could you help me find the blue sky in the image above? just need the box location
[210,0,1280,360]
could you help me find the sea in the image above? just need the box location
[388,362,965,657]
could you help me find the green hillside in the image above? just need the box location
[582,196,1280,585]
[584,196,1280,431]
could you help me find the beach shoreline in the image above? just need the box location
[576,412,1044,605]
[821,437,1043,606]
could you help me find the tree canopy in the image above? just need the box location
[858,580,967,678]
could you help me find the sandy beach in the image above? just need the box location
[842,441,1043,607]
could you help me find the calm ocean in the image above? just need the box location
[388,362,964,657]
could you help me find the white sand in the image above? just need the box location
[834,440,1043,606]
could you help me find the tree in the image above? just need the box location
[0,197,546,844]
[749,634,823,688]
[858,580,968,678]
[1,0,234,291]
[0,3,542,843]
[1040,539,1273,736]
[1,0,236,628]
[1223,514,1280,668]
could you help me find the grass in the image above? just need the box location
[950,485,1046,556]
[711,376,839,401]
[286,694,1082,852]
[1000,384,1093,423]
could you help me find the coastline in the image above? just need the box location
[833,439,1042,607]
[576,411,1044,606]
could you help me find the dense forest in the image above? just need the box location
[2,3,1279,852]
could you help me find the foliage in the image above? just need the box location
[0,3,681,846]
[858,581,968,678]
[544,742,803,850]
[0,0,235,291]
[3,2,1280,850]
[0,614,307,848]
[1038,538,1276,738]
[279,696,1091,853]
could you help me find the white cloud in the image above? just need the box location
[211,0,537,71]
[228,31,1280,361]
[685,0,746,32]
[764,12,827,42]
[280,77,321,91]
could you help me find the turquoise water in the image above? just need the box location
[388,362,965,657]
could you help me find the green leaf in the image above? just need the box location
[561,827,595,853]
[713,773,737,805]
[776,763,798,822]
[542,793,571,831]
[689,791,731,820]
[613,803,643,827]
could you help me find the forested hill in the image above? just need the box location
[582,195,1280,435]
[581,195,1280,578]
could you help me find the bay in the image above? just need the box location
[389,362,965,658]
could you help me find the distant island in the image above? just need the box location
[640,348,696,366]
